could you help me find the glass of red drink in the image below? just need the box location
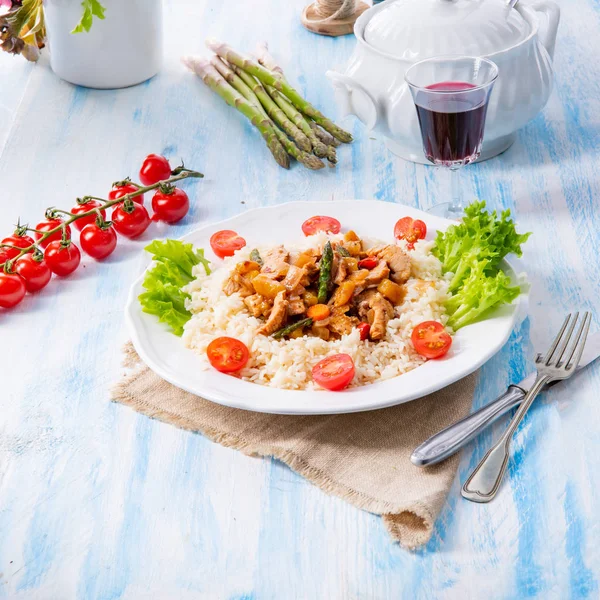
[405,56,498,218]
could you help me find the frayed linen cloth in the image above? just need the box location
[112,342,475,549]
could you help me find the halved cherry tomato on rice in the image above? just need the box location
[210,230,246,259]
[312,353,355,391]
[357,322,371,341]
[207,337,250,373]
[358,256,378,270]
[411,321,452,359]
[394,217,427,248]
[302,216,341,237]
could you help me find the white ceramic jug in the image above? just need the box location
[43,0,163,89]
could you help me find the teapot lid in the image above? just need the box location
[363,0,530,59]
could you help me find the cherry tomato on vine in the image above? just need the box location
[151,187,189,223]
[71,200,107,231]
[0,249,9,266]
[112,203,151,239]
[0,272,26,309]
[1,233,35,259]
[139,154,171,186]
[301,216,341,237]
[108,182,144,206]
[80,223,117,260]
[15,255,52,293]
[34,218,71,249]
[207,337,250,373]
[312,354,355,391]
[44,241,81,276]
[210,230,246,259]
[394,217,427,248]
[411,321,452,359]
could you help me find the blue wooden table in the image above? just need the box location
[1,1,599,598]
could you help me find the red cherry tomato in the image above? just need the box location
[34,218,71,249]
[358,257,378,270]
[80,224,117,260]
[357,322,371,341]
[301,216,341,237]
[44,241,81,276]
[207,337,250,373]
[411,321,452,359]
[0,249,9,266]
[312,353,355,391]
[210,230,247,259]
[139,154,171,186]
[71,200,107,232]
[151,187,189,223]
[112,203,151,238]
[1,234,35,259]
[394,217,427,248]
[108,183,144,206]
[15,254,52,293]
[0,272,26,308]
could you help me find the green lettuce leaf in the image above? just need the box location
[138,239,211,336]
[433,201,530,330]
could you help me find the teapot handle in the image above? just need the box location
[326,71,379,131]
[528,0,560,59]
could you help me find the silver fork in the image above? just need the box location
[461,312,592,503]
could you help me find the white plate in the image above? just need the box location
[125,200,524,415]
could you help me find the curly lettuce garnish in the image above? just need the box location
[432,201,531,330]
[138,239,210,336]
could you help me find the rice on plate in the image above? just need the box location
[182,232,451,390]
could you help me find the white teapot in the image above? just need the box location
[327,0,560,163]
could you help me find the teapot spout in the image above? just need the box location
[326,71,379,132]
[529,0,560,59]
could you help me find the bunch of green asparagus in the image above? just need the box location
[182,40,352,170]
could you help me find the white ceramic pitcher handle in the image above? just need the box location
[326,71,379,131]
[528,0,560,59]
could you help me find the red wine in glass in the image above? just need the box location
[414,81,490,167]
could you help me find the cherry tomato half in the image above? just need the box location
[139,154,171,186]
[15,255,52,293]
[108,183,144,206]
[411,321,452,359]
[312,353,355,391]
[80,224,117,260]
[112,203,151,239]
[34,218,71,249]
[210,230,247,259]
[71,200,107,232]
[1,234,35,259]
[357,322,371,341]
[358,257,378,270]
[207,337,250,373]
[394,217,427,248]
[44,241,81,277]
[0,272,26,309]
[151,187,189,224]
[302,216,341,237]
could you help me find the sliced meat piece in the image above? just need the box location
[282,265,306,294]
[356,289,378,320]
[257,291,288,336]
[333,257,349,285]
[375,245,411,284]
[328,310,359,337]
[223,272,255,298]
[244,294,273,318]
[261,245,290,279]
[364,260,390,288]
[287,295,306,316]
[367,292,394,341]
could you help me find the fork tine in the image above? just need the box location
[543,313,572,365]
[554,312,580,366]
[565,312,591,370]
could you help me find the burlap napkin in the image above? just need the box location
[112,342,476,549]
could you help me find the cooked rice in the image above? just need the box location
[182,233,451,390]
